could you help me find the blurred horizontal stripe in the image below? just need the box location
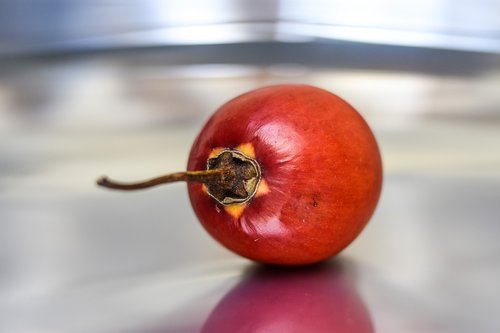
[1,0,499,55]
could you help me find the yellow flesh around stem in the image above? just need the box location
[205,143,269,219]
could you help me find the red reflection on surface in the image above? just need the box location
[201,261,373,333]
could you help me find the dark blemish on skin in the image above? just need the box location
[312,193,319,207]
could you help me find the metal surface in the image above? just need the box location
[1,42,500,332]
[1,0,500,55]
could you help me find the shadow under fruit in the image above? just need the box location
[201,261,374,333]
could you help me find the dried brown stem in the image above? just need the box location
[96,169,224,191]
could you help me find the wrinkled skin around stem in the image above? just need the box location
[188,84,382,265]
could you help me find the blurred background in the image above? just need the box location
[1,1,500,332]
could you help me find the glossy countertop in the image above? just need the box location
[1,43,500,332]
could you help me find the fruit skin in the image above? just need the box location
[201,262,373,333]
[188,84,382,265]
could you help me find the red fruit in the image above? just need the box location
[187,85,382,264]
[97,84,382,265]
